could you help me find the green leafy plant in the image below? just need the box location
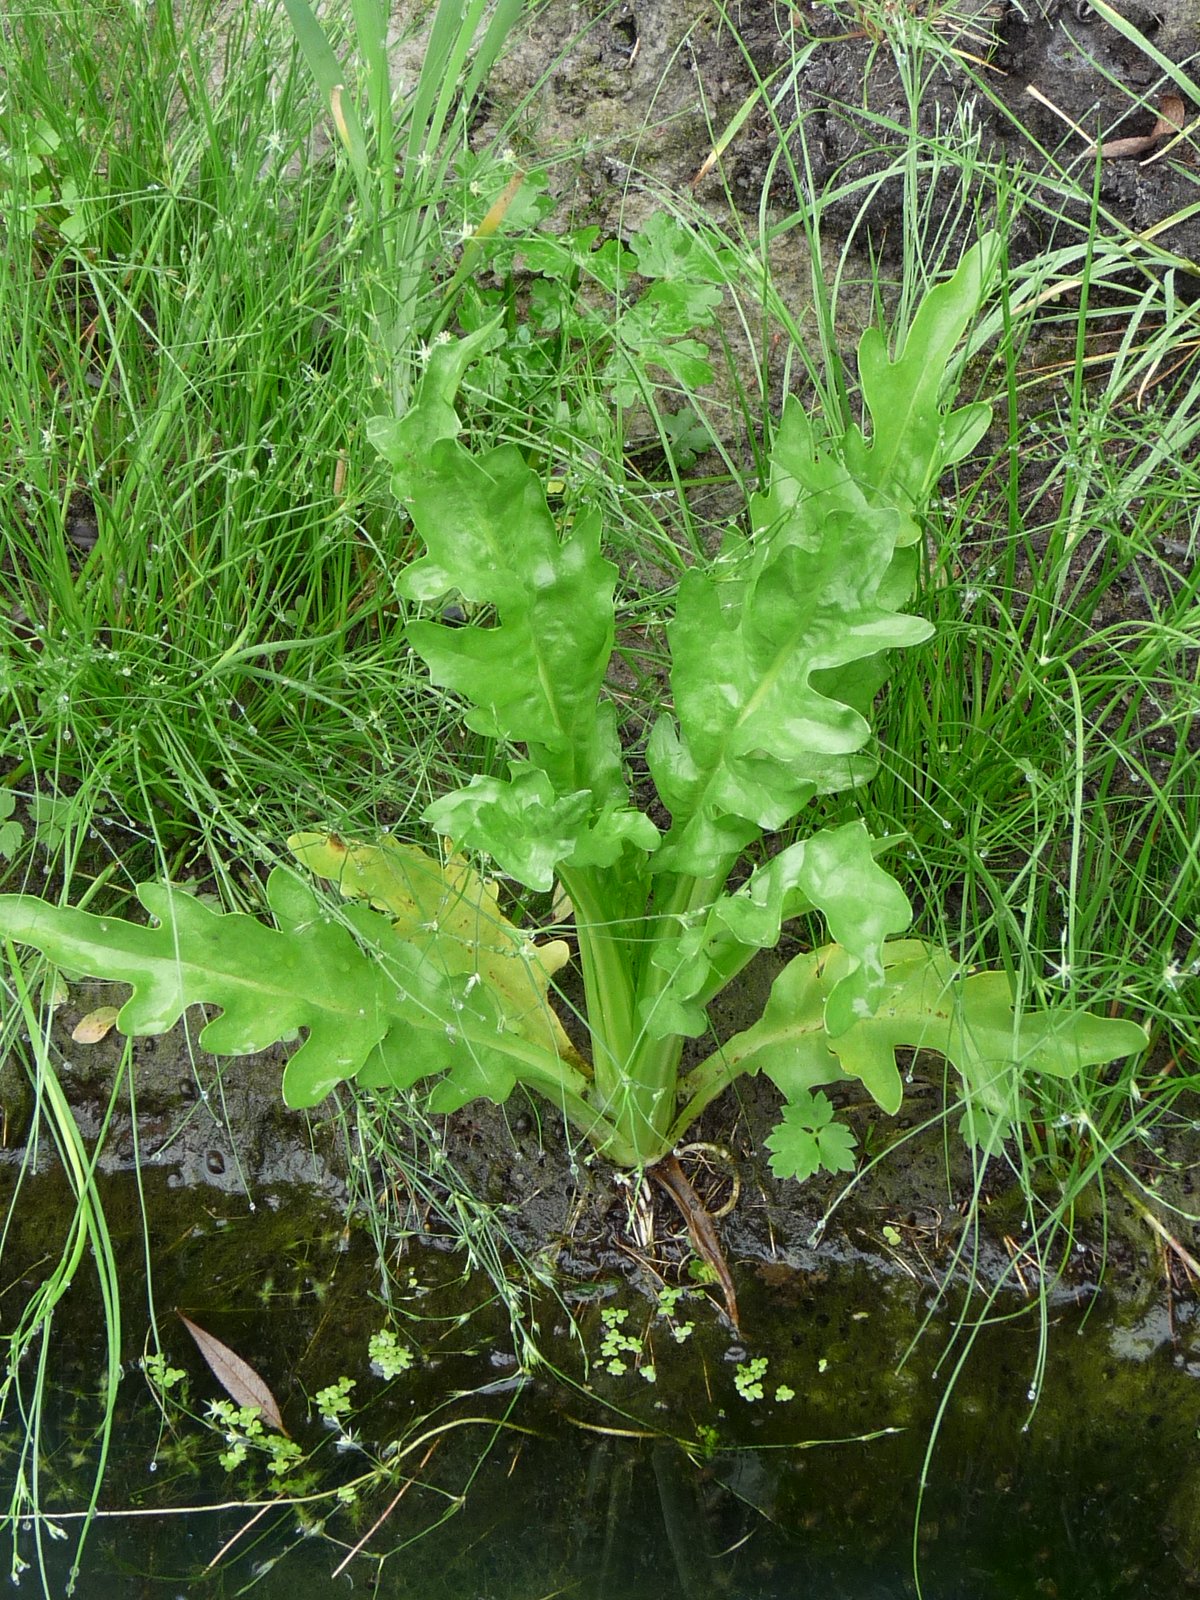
[598,1307,644,1378]
[314,1376,356,1426]
[0,113,92,245]
[459,211,729,472]
[0,240,1146,1191]
[734,1357,769,1402]
[368,1328,414,1380]
[207,1399,305,1481]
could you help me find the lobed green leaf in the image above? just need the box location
[367,321,501,474]
[644,822,912,1039]
[0,873,402,1106]
[287,831,581,1066]
[845,234,999,515]
[650,507,932,877]
[764,1092,858,1182]
[0,872,572,1116]
[721,939,1147,1144]
[376,404,622,805]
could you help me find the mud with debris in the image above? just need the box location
[485,0,1200,266]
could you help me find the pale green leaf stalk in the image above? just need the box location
[0,239,1147,1178]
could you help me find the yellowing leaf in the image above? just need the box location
[71,1005,121,1043]
[41,972,70,1010]
[288,833,583,1068]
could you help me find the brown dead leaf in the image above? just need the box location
[1157,94,1186,135]
[1098,132,1160,159]
[179,1313,288,1435]
[71,1005,121,1044]
[1096,93,1186,159]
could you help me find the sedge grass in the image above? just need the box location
[0,0,569,1582]
[1,0,455,889]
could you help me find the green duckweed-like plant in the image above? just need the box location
[0,239,1145,1182]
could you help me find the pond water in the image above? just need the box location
[3,1167,1198,1598]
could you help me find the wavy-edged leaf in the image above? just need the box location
[405,500,614,760]
[650,516,932,877]
[722,940,1147,1145]
[367,320,501,475]
[426,767,658,892]
[645,823,912,1039]
[0,873,555,1114]
[371,334,625,810]
[380,431,619,798]
[334,904,574,1113]
[846,234,998,511]
[0,872,401,1105]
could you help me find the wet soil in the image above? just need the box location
[487,0,1200,272]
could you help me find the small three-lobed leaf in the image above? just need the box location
[764,1092,858,1182]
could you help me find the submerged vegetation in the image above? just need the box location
[1,0,1198,1588]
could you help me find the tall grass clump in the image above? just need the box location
[0,0,548,1582]
[0,0,536,905]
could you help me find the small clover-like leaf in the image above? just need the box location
[766,1093,859,1181]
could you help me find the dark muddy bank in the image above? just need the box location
[7,956,1190,1322]
[488,0,1200,269]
